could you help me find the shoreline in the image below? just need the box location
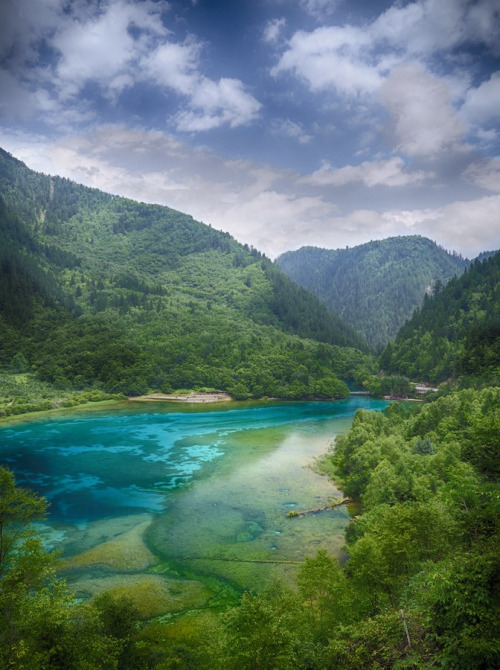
[128,392,232,404]
[0,398,130,427]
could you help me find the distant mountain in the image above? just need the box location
[276,237,470,350]
[0,148,372,400]
[380,251,500,384]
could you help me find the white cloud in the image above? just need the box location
[175,78,262,131]
[0,0,64,66]
[53,1,164,93]
[461,72,500,125]
[272,26,381,96]
[0,70,38,120]
[463,158,500,192]
[271,119,312,144]
[371,0,500,57]
[271,0,499,160]
[4,124,497,260]
[380,64,465,158]
[370,0,466,55]
[263,18,286,44]
[466,0,500,55]
[416,195,500,256]
[0,0,261,132]
[299,0,343,20]
[304,157,431,187]
[142,38,202,96]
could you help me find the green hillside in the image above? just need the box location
[380,251,500,384]
[276,237,469,350]
[0,148,372,409]
[1,148,499,668]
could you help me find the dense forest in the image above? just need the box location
[2,386,498,668]
[1,148,499,668]
[380,251,500,385]
[0,147,373,415]
[276,237,469,350]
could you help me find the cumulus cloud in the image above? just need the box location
[263,18,286,44]
[142,39,202,96]
[272,25,380,96]
[380,64,465,158]
[0,0,64,66]
[461,72,500,125]
[0,0,261,132]
[174,78,262,131]
[370,0,466,55]
[4,124,496,260]
[271,118,312,144]
[463,158,500,192]
[271,0,499,159]
[299,0,343,20]
[51,0,166,99]
[304,157,431,188]
[415,195,500,256]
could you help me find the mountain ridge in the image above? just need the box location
[276,236,471,349]
[380,250,500,384]
[0,147,372,404]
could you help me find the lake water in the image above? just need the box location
[0,397,387,618]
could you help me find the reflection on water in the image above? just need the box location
[0,397,387,614]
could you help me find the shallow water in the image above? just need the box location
[0,397,387,614]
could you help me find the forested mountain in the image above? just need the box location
[1,147,499,668]
[276,237,469,350]
[380,251,500,384]
[0,148,372,405]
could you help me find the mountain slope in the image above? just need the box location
[380,251,500,384]
[0,148,372,400]
[276,237,469,349]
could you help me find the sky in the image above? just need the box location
[0,0,499,259]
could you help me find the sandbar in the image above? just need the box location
[129,392,231,403]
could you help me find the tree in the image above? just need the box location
[218,582,309,670]
[0,467,47,575]
[297,550,351,642]
[0,468,121,668]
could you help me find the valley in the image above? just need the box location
[0,148,498,668]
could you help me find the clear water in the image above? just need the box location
[0,397,387,612]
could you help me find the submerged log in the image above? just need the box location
[287,498,353,518]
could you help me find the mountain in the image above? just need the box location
[0,148,372,401]
[276,237,469,350]
[379,251,500,384]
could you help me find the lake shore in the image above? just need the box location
[0,398,129,426]
[128,392,232,404]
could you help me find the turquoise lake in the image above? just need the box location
[0,397,387,617]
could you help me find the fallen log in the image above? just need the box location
[287,498,353,518]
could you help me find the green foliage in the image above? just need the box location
[0,467,166,669]
[215,582,310,670]
[363,374,415,398]
[192,388,497,669]
[381,252,500,383]
[0,148,373,402]
[0,468,124,668]
[297,550,351,642]
[0,467,48,574]
[276,236,468,350]
[0,372,123,419]
[1,151,499,669]
[408,549,500,669]
[208,386,499,669]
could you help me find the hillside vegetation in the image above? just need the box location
[2,387,498,668]
[381,251,500,384]
[1,148,499,668]
[0,148,372,410]
[276,237,469,349]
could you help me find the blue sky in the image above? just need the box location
[0,0,499,258]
